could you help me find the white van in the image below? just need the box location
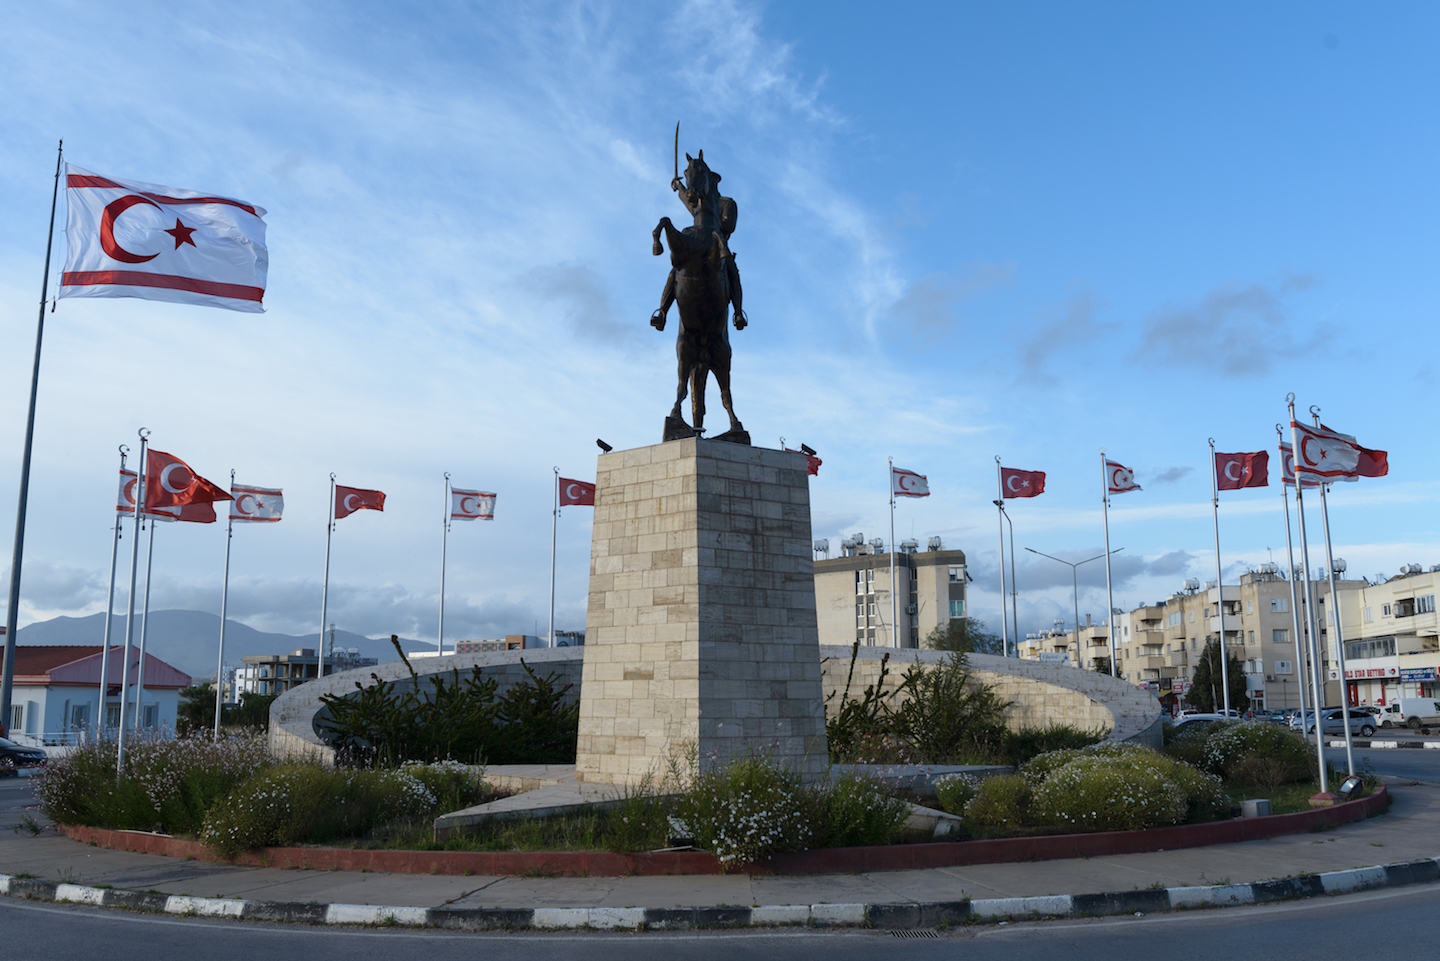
[1380,698,1440,729]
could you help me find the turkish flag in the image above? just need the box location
[118,468,217,522]
[145,450,232,509]
[559,478,596,506]
[1357,446,1388,478]
[1001,467,1045,498]
[335,485,386,519]
[785,449,822,476]
[1214,451,1269,491]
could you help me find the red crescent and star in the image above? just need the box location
[100,194,198,263]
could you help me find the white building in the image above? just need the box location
[7,645,191,742]
[1332,564,1440,706]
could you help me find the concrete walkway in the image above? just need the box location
[0,777,1433,912]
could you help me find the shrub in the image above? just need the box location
[813,771,910,848]
[1030,756,1188,832]
[890,653,1012,764]
[934,773,979,815]
[672,754,812,867]
[1018,748,1083,786]
[1202,721,1313,785]
[200,764,441,855]
[35,732,273,835]
[319,638,578,767]
[964,774,1031,829]
[1162,723,1212,769]
[1003,723,1109,766]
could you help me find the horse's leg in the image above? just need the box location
[651,269,675,331]
[652,218,671,257]
[691,365,709,433]
[713,356,742,433]
[672,333,696,423]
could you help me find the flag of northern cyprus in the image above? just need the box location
[450,488,496,521]
[59,164,268,313]
[230,484,284,523]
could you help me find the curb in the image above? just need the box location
[2,858,1437,931]
[1329,739,1440,750]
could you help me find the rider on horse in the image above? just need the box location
[651,154,746,332]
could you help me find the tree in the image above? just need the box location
[176,683,216,735]
[923,617,1005,656]
[1187,639,1251,713]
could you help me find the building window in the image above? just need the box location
[1272,629,1288,645]
[1383,603,1392,616]
[1246,600,1253,614]
[1203,606,1211,618]
[1167,612,1183,627]
[949,599,964,619]
[948,566,961,582]
[1188,611,1196,623]
[1270,598,1288,613]
[1419,595,1437,615]
[1364,606,1374,623]
[1191,638,1197,650]
[1274,660,1293,675]
[1247,631,1255,645]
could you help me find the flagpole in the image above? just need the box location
[97,445,127,740]
[319,474,335,682]
[1,140,63,729]
[1100,450,1117,676]
[549,467,559,648]
[995,458,1009,658]
[1276,425,1310,733]
[1009,515,1018,660]
[438,473,450,655]
[117,429,148,774]
[214,469,234,740]
[1208,439,1233,715]
[133,517,157,733]
[1311,406,1357,778]
[1288,394,1329,795]
[889,457,898,649]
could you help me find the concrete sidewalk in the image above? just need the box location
[0,778,1433,913]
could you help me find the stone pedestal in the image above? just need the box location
[575,438,828,785]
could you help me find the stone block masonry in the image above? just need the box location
[575,438,828,784]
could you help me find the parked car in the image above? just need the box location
[1171,713,1230,731]
[1303,708,1378,738]
[0,737,46,776]
[1378,698,1440,730]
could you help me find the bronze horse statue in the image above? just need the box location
[651,140,748,443]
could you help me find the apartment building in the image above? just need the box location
[1331,564,1440,706]
[1017,616,1112,671]
[235,647,377,697]
[813,535,967,648]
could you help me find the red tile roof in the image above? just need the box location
[10,645,191,688]
[11,645,104,676]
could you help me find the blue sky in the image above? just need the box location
[1,1,1435,650]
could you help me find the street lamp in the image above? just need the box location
[1025,547,1123,669]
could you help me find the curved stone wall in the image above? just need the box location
[270,645,1162,762]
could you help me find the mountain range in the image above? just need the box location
[14,610,431,680]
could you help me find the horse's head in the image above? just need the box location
[683,149,722,217]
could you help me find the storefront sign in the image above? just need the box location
[1331,666,1398,680]
[1400,667,1438,683]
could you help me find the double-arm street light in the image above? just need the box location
[1024,547,1123,666]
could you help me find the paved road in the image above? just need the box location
[1325,745,1440,782]
[1,882,1436,959]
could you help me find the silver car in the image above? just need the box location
[1303,708,1377,738]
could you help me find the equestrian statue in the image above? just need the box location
[651,124,749,445]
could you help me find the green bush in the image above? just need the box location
[964,774,1032,829]
[671,754,813,867]
[1161,723,1212,769]
[1018,748,1084,785]
[1002,724,1109,766]
[319,639,579,767]
[933,773,979,815]
[1030,756,1188,832]
[35,733,273,835]
[813,771,910,848]
[890,653,1012,764]
[200,763,443,855]
[1202,721,1314,786]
